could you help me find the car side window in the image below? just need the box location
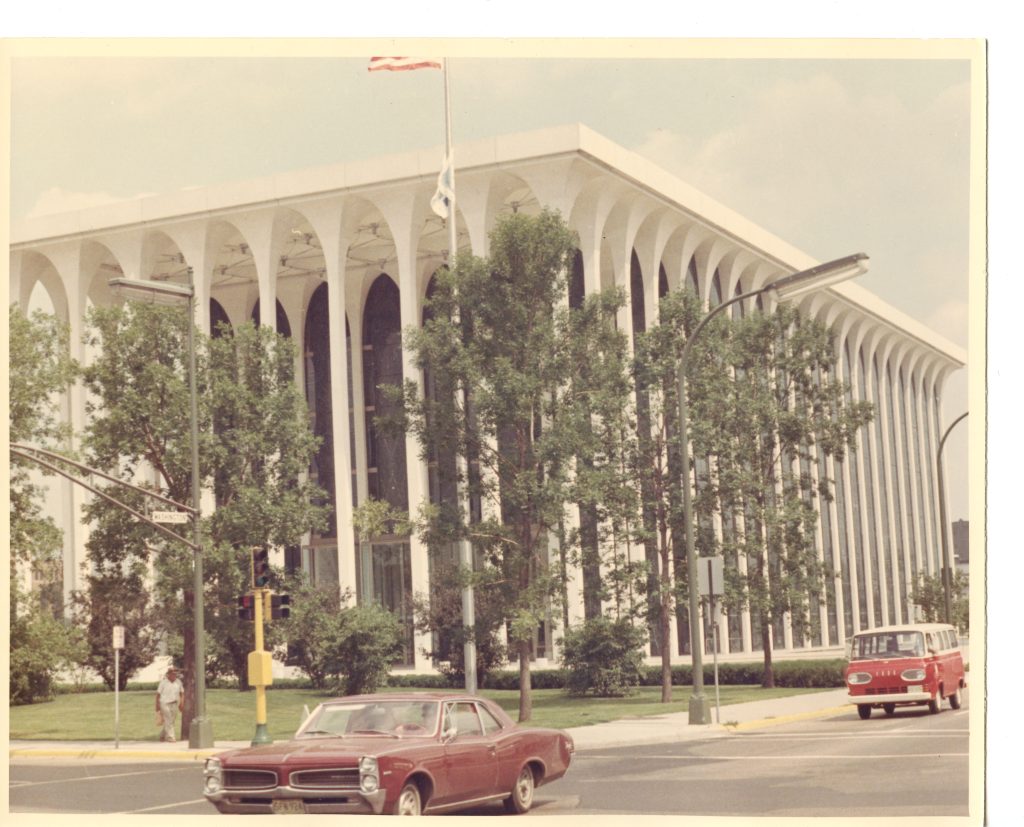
[478,704,504,735]
[453,702,483,737]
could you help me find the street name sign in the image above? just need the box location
[152,510,188,524]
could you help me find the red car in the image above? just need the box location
[845,623,966,719]
[203,692,575,815]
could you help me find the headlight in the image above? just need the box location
[847,672,872,685]
[359,756,379,793]
[901,668,926,682]
[203,758,222,794]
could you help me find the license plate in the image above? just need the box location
[271,799,307,815]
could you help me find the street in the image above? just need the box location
[9,695,969,817]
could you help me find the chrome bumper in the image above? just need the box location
[205,784,387,815]
[848,691,932,705]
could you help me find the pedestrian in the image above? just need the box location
[155,666,184,742]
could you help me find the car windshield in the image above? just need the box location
[850,631,925,660]
[297,700,440,738]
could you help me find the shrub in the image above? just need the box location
[10,603,87,705]
[277,577,403,694]
[560,616,646,697]
[335,603,405,696]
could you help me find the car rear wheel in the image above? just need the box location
[394,782,422,815]
[949,688,962,709]
[857,704,871,720]
[504,765,535,814]
[883,703,896,716]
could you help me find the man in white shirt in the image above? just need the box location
[155,666,185,742]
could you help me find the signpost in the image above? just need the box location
[112,625,125,749]
[697,556,725,723]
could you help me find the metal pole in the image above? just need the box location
[443,58,477,694]
[937,411,968,625]
[114,648,120,749]
[186,268,213,748]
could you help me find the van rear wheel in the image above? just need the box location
[949,688,962,709]
[857,704,871,720]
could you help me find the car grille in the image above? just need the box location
[223,769,278,789]
[289,768,361,790]
[866,686,909,695]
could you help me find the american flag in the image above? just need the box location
[368,56,442,72]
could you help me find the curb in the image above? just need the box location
[9,747,224,762]
[725,703,852,732]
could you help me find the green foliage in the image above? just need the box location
[80,305,329,706]
[399,209,635,720]
[277,576,404,695]
[334,602,406,696]
[560,616,646,697]
[911,571,969,631]
[10,595,87,705]
[70,569,159,690]
[410,556,508,688]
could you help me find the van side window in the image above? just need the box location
[946,630,958,649]
[926,633,936,651]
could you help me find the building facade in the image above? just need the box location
[10,124,966,668]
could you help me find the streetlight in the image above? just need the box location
[677,253,869,725]
[937,411,968,625]
[109,268,213,748]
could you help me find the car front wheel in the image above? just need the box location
[394,782,422,815]
[504,765,535,814]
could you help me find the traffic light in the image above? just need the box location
[251,546,270,588]
[263,591,291,620]
[237,594,255,621]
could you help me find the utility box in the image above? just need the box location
[247,650,274,687]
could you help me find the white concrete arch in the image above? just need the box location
[14,249,68,320]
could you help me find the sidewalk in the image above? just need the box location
[8,689,853,762]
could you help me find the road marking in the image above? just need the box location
[597,752,969,761]
[8,766,194,789]
[116,798,210,814]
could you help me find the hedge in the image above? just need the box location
[55,658,847,695]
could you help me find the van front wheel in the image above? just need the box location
[857,704,871,720]
[928,696,941,714]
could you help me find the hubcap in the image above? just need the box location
[517,769,534,806]
[398,788,420,815]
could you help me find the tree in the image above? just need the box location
[81,304,327,733]
[9,305,82,703]
[70,567,159,690]
[9,305,77,585]
[704,305,873,687]
[628,287,733,701]
[911,571,969,631]
[397,210,634,721]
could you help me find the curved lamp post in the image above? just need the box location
[937,411,968,625]
[109,269,213,748]
[678,253,870,725]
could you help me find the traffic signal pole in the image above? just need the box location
[249,585,273,746]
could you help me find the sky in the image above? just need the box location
[7,45,975,522]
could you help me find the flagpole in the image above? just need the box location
[443,58,478,695]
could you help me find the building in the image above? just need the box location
[10,124,966,668]
[953,519,970,574]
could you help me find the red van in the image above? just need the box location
[845,623,966,719]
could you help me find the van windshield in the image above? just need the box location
[851,631,925,660]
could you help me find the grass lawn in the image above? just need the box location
[9,685,832,742]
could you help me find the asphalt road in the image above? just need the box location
[9,694,970,817]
